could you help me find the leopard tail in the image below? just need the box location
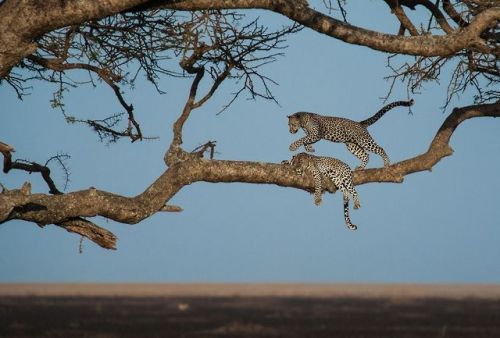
[359,99,414,127]
[343,198,357,230]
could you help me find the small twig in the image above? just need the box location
[192,141,217,159]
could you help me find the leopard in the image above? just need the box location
[288,99,414,170]
[285,152,361,230]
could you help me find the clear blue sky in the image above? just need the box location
[1,3,499,283]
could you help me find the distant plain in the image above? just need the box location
[1,284,500,337]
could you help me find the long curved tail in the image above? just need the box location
[359,99,414,127]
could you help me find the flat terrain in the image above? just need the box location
[1,284,500,337]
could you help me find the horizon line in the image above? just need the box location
[1,282,500,298]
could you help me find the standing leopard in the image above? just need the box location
[285,152,360,230]
[288,99,414,170]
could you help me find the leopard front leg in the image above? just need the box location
[289,135,319,152]
[310,166,323,206]
[305,144,315,152]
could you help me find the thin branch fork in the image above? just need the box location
[26,55,144,142]
[384,1,420,36]
[1,142,64,195]
[397,0,455,34]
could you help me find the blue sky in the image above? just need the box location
[1,3,499,283]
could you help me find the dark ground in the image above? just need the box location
[1,296,500,337]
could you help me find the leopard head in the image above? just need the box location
[287,113,302,134]
[290,152,311,168]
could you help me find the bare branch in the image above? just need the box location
[26,54,145,142]
[1,144,68,195]
[398,0,455,34]
[443,0,470,27]
[390,4,420,36]
[171,64,205,148]
[57,218,117,250]
[192,141,217,159]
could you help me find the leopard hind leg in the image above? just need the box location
[358,135,390,168]
[370,143,390,168]
[346,142,369,170]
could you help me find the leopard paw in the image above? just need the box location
[305,144,315,153]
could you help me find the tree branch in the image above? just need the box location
[399,0,455,34]
[2,100,498,249]
[2,0,499,78]
[389,4,420,36]
[57,218,117,250]
[159,0,499,56]
[354,100,500,184]
[171,65,205,150]
[1,142,68,195]
[443,0,470,27]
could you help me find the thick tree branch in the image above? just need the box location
[1,0,499,78]
[160,0,499,56]
[0,0,153,78]
[2,101,498,249]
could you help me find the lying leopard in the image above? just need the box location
[285,152,360,230]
